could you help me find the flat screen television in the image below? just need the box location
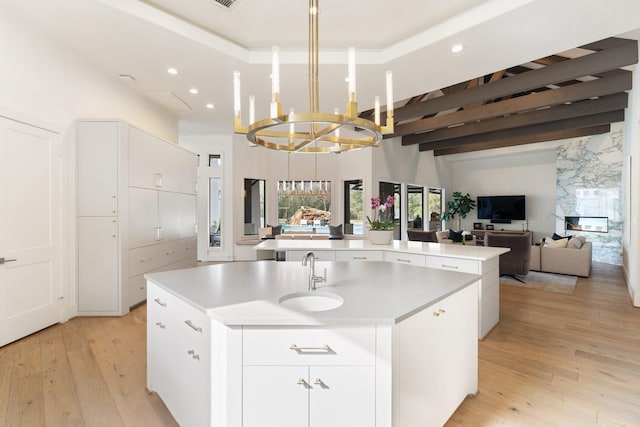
[477,195,526,222]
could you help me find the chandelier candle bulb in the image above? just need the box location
[249,96,255,123]
[271,46,280,102]
[374,96,381,126]
[386,71,394,121]
[233,71,241,116]
[348,47,356,101]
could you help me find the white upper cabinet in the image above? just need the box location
[77,121,119,216]
[128,126,158,190]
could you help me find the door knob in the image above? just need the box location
[0,257,17,265]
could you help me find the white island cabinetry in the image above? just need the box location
[76,120,197,315]
[146,261,479,427]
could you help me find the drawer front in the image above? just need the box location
[129,245,163,277]
[176,299,211,346]
[243,326,376,366]
[126,275,147,308]
[425,255,480,274]
[335,250,384,262]
[147,283,178,316]
[383,251,426,267]
[286,250,336,262]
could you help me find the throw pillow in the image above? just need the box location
[546,237,569,248]
[271,225,282,235]
[448,229,463,243]
[329,224,343,240]
[552,233,573,240]
[568,235,586,249]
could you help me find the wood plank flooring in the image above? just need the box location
[0,262,638,426]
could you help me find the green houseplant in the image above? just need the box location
[441,192,476,231]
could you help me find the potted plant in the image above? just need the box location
[367,195,395,244]
[441,192,476,231]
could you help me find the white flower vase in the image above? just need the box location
[368,229,394,245]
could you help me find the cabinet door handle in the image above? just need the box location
[441,264,459,269]
[313,378,329,388]
[0,257,17,265]
[140,257,152,263]
[185,319,203,333]
[353,256,368,260]
[297,378,311,389]
[439,308,446,314]
[433,311,441,317]
[112,195,117,214]
[154,298,167,307]
[112,220,117,238]
[397,258,411,263]
[155,227,162,241]
[155,321,166,329]
[289,344,334,353]
[155,173,163,187]
[187,349,200,360]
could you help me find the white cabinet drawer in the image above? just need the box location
[383,251,426,267]
[176,301,211,344]
[126,275,147,308]
[129,245,163,277]
[425,256,480,274]
[243,326,376,366]
[335,250,384,262]
[286,250,336,262]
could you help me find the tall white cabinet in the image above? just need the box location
[77,120,197,315]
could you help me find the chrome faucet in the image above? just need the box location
[302,251,326,291]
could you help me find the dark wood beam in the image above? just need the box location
[433,125,611,156]
[393,40,637,122]
[405,93,627,146]
[580,37,633,51]
[397,72,631,138]
[418,110,624,152]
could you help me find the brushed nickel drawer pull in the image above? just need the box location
[397,258,411,263]
[353,256,368,260]
[154,298,167,307]
[187,349,200,360]
[185,319,203,333]
[289,344,334,354]
[155,321,166,329]
[441,264,459,269]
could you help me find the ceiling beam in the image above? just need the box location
[418,110,625,152]
[398,71,631,140]
[433,125,611,156]
[406,93,627,147]
[392,39,637,122]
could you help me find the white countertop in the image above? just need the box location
[255,239,509,260]
[145,261,480,326]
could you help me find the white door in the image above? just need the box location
[0,117,62,347]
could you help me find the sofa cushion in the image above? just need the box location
[546,237,569,248]
[568,235,586,249]
[552,232,573,240]
[448,229,463,243]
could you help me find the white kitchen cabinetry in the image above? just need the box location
[286,250,336,261]
[77,120,197,315]
[147,284,211,427]
[334,250,384,261]
[383,250,427,266]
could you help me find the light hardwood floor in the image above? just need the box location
[0,262,638,426]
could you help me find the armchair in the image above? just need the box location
[484,231,532,282]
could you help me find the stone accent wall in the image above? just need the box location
[556,130,623,264]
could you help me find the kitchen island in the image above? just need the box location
[256,239,509,338]
[146,260,481,427]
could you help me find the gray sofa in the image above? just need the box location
[529,241,592,277]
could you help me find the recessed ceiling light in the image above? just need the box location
[206,103,214,109]
[167,67,178,75]
[451,44,464,53]
[189,88,199,95]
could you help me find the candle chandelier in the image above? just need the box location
[233,0,394,153]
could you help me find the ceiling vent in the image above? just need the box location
[212,0,239,9]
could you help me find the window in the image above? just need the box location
[344,179,363,235]
[277,180,331,233]
[428,188,443,231]
[379,181,401,240]
[244,178,266,235]
[407,185,424,230]
[209,178,222,247]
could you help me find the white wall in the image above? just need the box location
[0,10,179,320]
[445,146,558,241]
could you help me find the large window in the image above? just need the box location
[407,185,424,230]
[428,187,443,231]
[379,181,401,240]
[344,179,363,235]
[277,180,331,232]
